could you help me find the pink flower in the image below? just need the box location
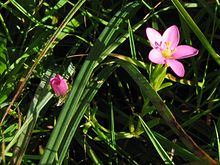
[146,25,199,77]
[50,74,68,96]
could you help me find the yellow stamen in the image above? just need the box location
[161,42,175,59]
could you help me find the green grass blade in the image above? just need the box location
[9,0,39,24]
[154,132,200,162]
[137,114,174,164]
[128,20,137,59]
[0,30,7,75]
[39,2,142,164]
[115,59,217,164]
[75,132,103,165]
[0,13,12,43]
[111,53,149,70]
[39,0,69,24]
[0,0,86,123]
[8,63,75,164]
[110,102,116,147]
[0,0,83,106]
[214,122,220,161]
[171,0,220,65]
[57,64,118,164]
[8,70,54,164]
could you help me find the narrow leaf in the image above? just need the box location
[171,0,220,65]
[137,114,174,164]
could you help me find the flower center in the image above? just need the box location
[161,42,175,59]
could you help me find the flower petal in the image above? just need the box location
[172,45,199,59]
[162,25,180,50]
[166,59,185,77]
[50,74,68,96]
[58,79,68,96]
[146,27,162,49]
[149,49,166,64]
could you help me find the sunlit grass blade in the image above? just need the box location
[111,53,149,71]
[39,2,142,164]
[171,0,220,65]
[137,114,174,164]
[0,13,12,43]
[0,0,86,125]
[0,10,82,103]
[5,0,70,29]
[128,20,137,59]
[214,122,220,161]
[0,30,7,75]
[8,70,54,164]
[56,64,118,164]
[8,63,75,164]
[39,0,69,24]
[8,0,39,24]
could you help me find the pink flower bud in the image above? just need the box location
[50,74,68,96]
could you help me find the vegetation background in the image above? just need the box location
[0,0,219,164]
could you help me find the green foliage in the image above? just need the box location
[0,31,8,75]
[0,0,219,164]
